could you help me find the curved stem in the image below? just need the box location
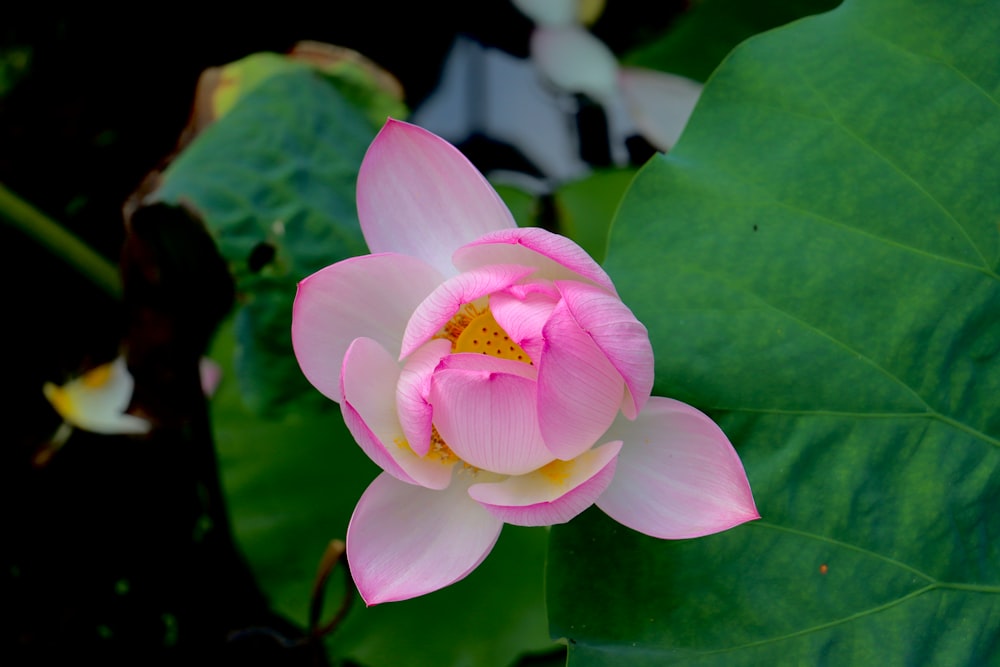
[0,182,121,298]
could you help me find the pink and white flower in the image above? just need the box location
[292,119,757,605]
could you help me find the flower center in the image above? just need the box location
[451,306,533,365]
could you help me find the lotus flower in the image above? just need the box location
[292,119,757,605]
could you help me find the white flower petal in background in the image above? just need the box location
[530,25,619,104]
[619,67,703,152]
[43,356,150,435]
[511,0,578,26]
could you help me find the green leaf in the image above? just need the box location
[154,60,387,415]
[548,0,1000,664]
[624,0,841,81]
[554,168,638,264]
[210,319,557,666]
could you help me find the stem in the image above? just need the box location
[0,182,121,298]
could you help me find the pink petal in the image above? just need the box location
[430,355,554,476]
[555,280,653,419]
[198,357,222,397]
[396,338,452,457]
[537,297,625,460]
[618,67,702,153]
[347,471,503,605]
[469,440,622,526]
[530,26,619,104]
[488,284,559,361]
[453,227,617,295]
[293,253,444,403]
[400,264,536,359]
[357,119,516,275]
[341,337,454,490]
[596,397,759,539]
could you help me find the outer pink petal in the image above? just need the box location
[618,66,702,153]
[396,338,452,457]
[430,355,554,476]
[293,253,444,403]
[488,284,559,361]
[400,264,536,358]
[341,337,454,490]
[537,298,625,460]
[357,119,516,274]
[469,440,622,526]
[555,280,653,419]
[452,227,617,295]
[347,471,503,605]
[596,397,759,539]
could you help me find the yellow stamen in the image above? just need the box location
[538,458,574,485]
[453,308,533,365]
[395,426,460,466]
[43,383,76,420]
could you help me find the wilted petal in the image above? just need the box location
[619,66,702,153]
[453,227,617,295]
[347,471,503,605]
[357,119,516,274]
[555,280,653,419]
[43,357,150,435]
[293,253,444,403]
[469,440,622,526]
[537,298,624,460]
[397,338,452,457]
[489,285,559,361]
[596,397,759,539]
[430,354,554,475]
[530,25,618,104]
[341,337,454,490]
[400,264,536,358]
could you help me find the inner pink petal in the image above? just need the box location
[537,298,625,460]
[554,280,654,419]
[489,286,559,362]
[341,337,454,490]
[469,440,623,526]
[453,227,617,295]
[430,359,554,475]
[400,264,536,358]
[396,339,452,457]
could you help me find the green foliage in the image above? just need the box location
[548,0,1000,663]
[624,0,842,81]
[155,57,389,415]
[554,168,638,264]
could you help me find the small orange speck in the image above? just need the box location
[819,564,828,575]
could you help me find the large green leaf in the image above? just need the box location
[548,0,1000,664]
[155,58,394,415]
[623,0,842,81]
